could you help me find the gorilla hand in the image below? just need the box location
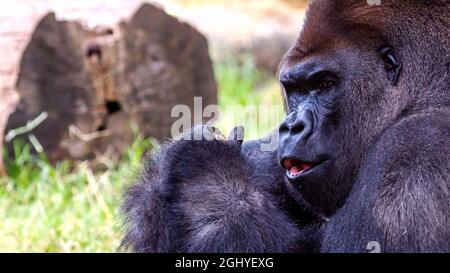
[121,125,307,253]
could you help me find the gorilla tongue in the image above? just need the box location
[284,160,313,176]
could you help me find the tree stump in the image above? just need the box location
[4,3,217,163]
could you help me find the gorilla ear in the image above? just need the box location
[228,126,245,145]
[380,46,402,86]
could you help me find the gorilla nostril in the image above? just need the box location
[290,122,305,134]
[279,123,289,133]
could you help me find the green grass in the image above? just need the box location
[214,56,285,139]
[0,137,152,252]
[0,57,285,252]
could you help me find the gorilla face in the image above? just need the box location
[277,53,341,214]
[277,1,404,216]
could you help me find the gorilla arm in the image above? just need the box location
[121,126,321,253]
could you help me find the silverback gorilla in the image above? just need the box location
[121,0,450,253]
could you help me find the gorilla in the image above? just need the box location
[121,0,450,253]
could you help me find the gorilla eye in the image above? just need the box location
[318,80,336,90]
[380,46,402,85]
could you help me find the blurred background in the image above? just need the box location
[0,0,307,252]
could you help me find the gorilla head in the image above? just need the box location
[278,0,449,216]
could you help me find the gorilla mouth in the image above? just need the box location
[281,158,327,179]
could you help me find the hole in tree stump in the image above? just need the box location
[105,100,122,114]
